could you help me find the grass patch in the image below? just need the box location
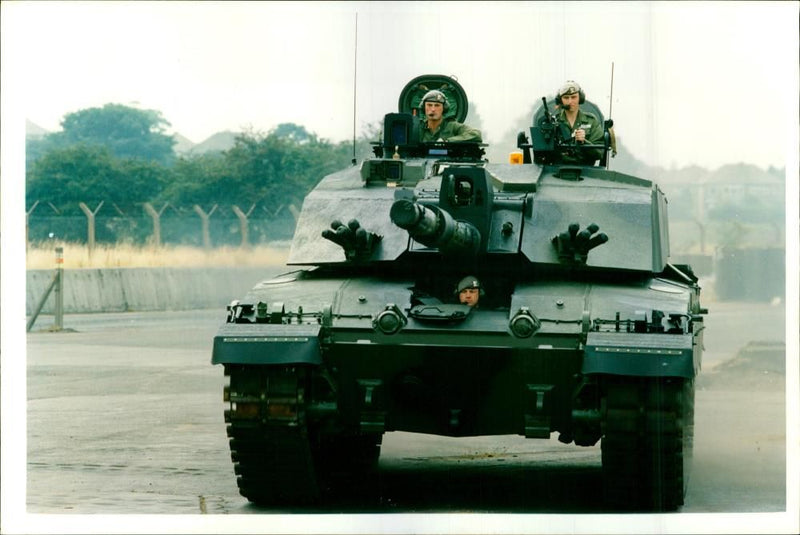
[26,242,289,269]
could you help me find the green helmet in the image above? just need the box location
[420,89,450,112]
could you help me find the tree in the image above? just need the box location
[272,123,315,143]
[156,124,354,210]
[161,152,229,206]
[39,103,177,166]
[26,144,168,213]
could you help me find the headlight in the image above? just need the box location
[373,304,407,335]
[510,307,541,338]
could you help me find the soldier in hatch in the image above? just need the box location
[455,275,483,308]
[419,90,482,143]
[554,80,604,165]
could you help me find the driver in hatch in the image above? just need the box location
[455,275,482,308]
[419,90,482,143]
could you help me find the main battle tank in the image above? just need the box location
[212,74,706,511]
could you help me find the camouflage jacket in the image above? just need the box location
[420,119,482,143]
[555,108,604,164]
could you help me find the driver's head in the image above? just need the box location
[456,275,482,307]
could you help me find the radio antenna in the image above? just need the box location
[608,61,615,118]
[351,12,358,166]
[604,61,618,168]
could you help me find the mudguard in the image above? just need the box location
[582,332,695,378]
[211,323,322,365]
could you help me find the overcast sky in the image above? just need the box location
[2,0,798,170]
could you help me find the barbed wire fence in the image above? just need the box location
[26,200,300,252]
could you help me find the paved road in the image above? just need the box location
[14,299,796,532]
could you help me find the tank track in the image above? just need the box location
[601,376,694,511]
[223,364,320,505]
[223,364,383,506]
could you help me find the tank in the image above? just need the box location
[212,74,707,511]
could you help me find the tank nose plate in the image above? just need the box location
[583,332,694,378]
[398,74,469,122]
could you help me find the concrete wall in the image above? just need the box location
[29,248,783,315]
[26,267,279,315]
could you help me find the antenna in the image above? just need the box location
[605,61,618,169]
[608,61,615,118]
[351,12,358,166]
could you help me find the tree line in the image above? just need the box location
[26,103,377,219]
[26,102,784,249]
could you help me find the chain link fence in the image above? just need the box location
[26,201,298,248]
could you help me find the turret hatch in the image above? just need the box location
[398,74,469,123]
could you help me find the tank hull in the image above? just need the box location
[214,267,701,510]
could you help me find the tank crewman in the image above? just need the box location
[419,90,482,143]
[455,275,483,307]
[554,80,604,164]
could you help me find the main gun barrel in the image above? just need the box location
[390,199,481,256]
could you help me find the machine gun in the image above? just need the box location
[518,96,611,167]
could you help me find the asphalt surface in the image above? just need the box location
[13,299,797,533]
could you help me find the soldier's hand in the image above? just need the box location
[574,129,586,143]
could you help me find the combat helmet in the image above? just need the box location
[556,80,586,104]
[420,89,450,112]
[455,275,484,295]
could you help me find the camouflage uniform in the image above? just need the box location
[555,108,604,165]
[420,119,482,143]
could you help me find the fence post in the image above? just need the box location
[79,201,104,256]
[26,200,40,250]
[692,219,706,254]
[54,246,64,330]
[289,203,300,223]
[231,204,255,248]
[143,202,168,247]
[26,246,64,332]
[193,204,217,249]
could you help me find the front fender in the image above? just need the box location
[211,323,322,365]
[582,332,695,378]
